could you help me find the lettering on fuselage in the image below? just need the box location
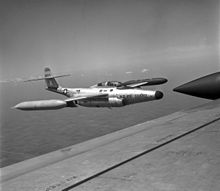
[116,94,130,99]
[116,94,144,99]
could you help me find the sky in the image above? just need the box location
[0,0,219,82]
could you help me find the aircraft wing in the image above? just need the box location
[126,81,149,88]
[12,94,109,111]
[121,78,168,88]
[1,99,220,191]
[65,93,108,102]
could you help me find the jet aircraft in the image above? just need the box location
[13,67,167,110]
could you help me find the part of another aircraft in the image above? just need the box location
[174,72,220,100]
[13,67,166,110]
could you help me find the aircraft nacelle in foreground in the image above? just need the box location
[13,68,166,110]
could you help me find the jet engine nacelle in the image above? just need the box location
[108,97,125,107]
[78,97,125,107]
[13,100,72,110]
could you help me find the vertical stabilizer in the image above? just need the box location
[44,67,59,89]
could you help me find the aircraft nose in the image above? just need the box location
[155,91,163,99]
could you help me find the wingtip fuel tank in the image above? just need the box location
[13,100,68,110]
[123,78,168,86]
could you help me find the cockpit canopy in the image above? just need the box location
[91,81,122,88]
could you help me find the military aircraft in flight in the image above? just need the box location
[13,67,167,110]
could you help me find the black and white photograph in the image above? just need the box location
[1,0,220,190]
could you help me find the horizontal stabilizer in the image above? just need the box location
[23,74,71,82]
[0,74,71,84]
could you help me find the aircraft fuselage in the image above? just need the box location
[54,87,163,108]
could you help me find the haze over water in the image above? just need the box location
[0,0,219,167]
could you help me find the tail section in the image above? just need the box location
[22,67,70,96]
[44,67,59,89]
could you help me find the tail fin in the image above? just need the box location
[44,67,59,89]
[22,67,70,88]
